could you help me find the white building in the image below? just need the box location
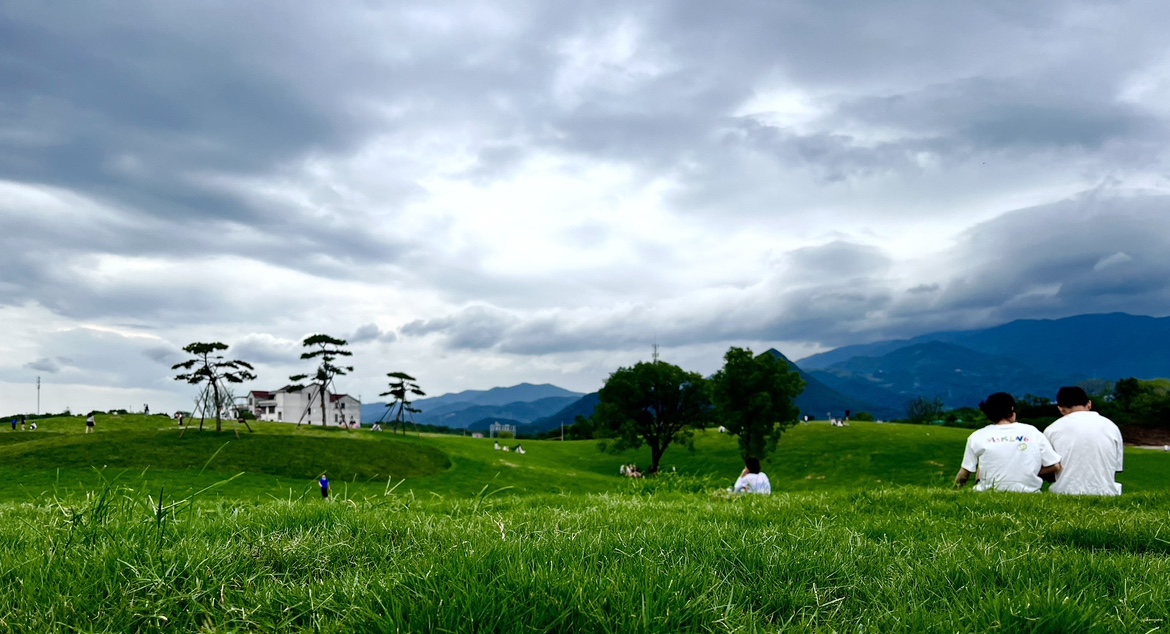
[247,385,361,426]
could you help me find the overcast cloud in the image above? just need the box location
[3,0,1170,413]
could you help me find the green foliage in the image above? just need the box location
[567,414,595,440]
[853,411,876,422]
[496,430,515,440]
[378,372,425,434]
[1100,377,1170,429]
[941,407,983,430]
[172,341,257,432]
[905,396,945,425]
[711,346,805,461]
[594,360,711,474]
[289,334,353,426]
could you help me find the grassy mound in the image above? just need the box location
[2,417,1168,502]
[0,415,449,486]
[0,432,449,480]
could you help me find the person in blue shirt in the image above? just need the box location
[319,474,330,499]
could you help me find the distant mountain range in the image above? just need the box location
[362,313,1170,431]
[797,312,1170,412]
[360,383,583,427]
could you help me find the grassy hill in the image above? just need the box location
[3,414,1168,503]
[3,414,1170,631]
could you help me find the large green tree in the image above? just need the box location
[379,371,425,434]
[711,347,805,460]
[905,396,945,425]
[1103,377,1170,429]
[289,334,353,427]
[594,360,710,474]
[172,342,256,432]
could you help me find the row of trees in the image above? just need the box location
[903,378,1170,431]
[171,335,423,433]
[591,347,806,474]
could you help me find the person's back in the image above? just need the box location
[955,392,1060,493]
[732,456,772,495]
[1045,405,1123,496]
[733,472,771,494]
[962,422,1056,492]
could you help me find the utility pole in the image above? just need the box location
[36,376,41,415]
[652,343,660,364]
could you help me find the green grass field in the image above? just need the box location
[1,415,1168,632]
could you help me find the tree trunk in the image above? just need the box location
[213,379,223,432]
[321,382,328,427]
[649,440,667,475]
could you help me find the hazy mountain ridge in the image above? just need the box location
[358,313,1170,429]
[419,396,581,429]
[799,313,1170,378]
[796,313,1170,410]
[361,383,584,425]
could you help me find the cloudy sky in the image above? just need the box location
[3,1,1170,414]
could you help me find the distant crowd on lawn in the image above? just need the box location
[954,386,1124,496]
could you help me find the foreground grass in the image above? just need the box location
[0,485,1167,632]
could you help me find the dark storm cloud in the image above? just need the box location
[142,346,180,365]
[400,193,1170,354]
[401,240,899,354]
[931,193,1170,317]
[230,335,301,366]
[2,328,175,389]
[5,0,1170,382]
[835,76,1165,154]
[401,306,521,350]
[23,357,63,373]
[350,323,397,344]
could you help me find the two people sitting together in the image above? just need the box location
[954,386,1123,495]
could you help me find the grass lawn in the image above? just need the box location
[1,415,1168,631]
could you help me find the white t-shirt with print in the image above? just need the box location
[733,472,772,495]
[961,422,1060,493]
[1044,410,1124,496]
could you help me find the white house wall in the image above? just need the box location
[249,386,360,425]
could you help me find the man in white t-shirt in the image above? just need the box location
[732,456,771,495]
[1044,386,1124,496]
[955,392,1061,493]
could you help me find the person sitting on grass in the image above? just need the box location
[954,392,1061,492]
[731,456,771,495]
[620,464,642,478]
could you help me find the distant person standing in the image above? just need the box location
[954,393,1060,492]
[732,456,772,495]
[1044,386,1124,496]
[319,473,330,500]
[85,412,96,433]
[10,417,17,431]
[19,414,26,430]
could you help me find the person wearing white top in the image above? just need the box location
[732,456,772,495]
[955,392,1061,493]
[1044,386,1124,496]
